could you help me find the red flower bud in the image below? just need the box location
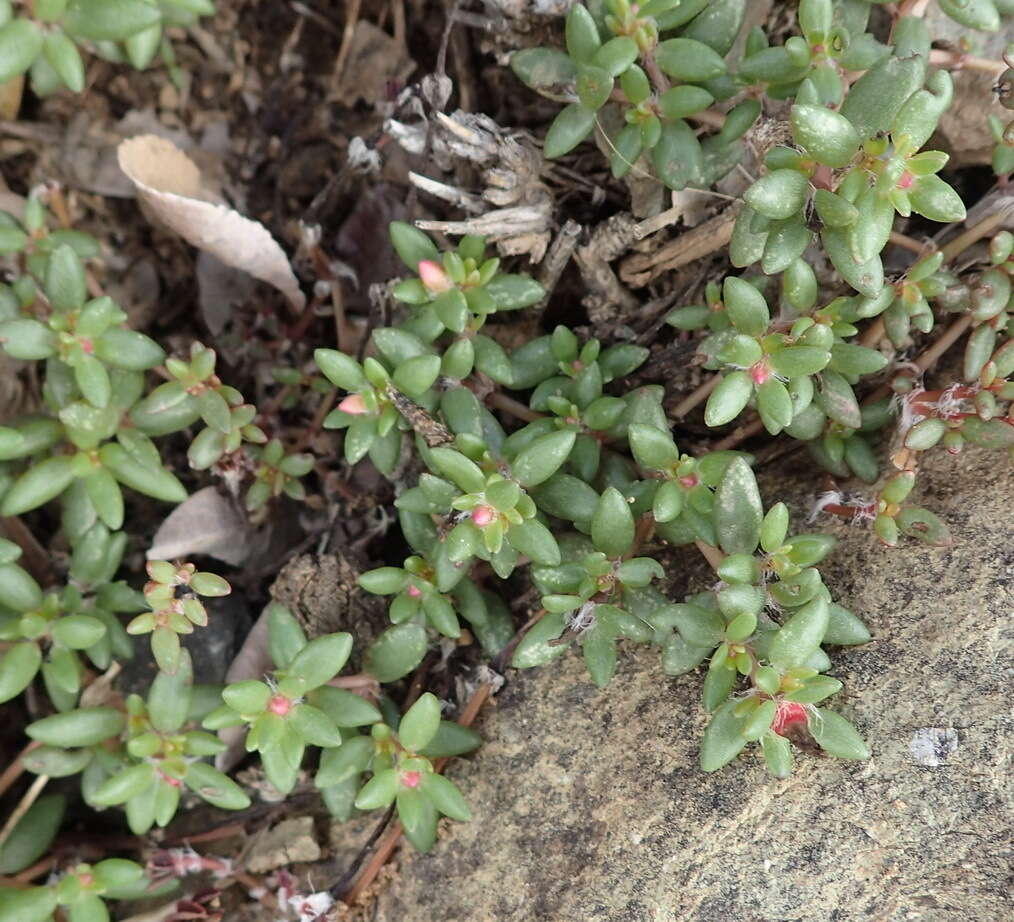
[772,700,809,736]
[401,770,421,788]
[268,695,292,717]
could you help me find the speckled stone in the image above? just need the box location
[373,449,1013,922]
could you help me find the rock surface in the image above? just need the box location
[374,449,1013,922]
[927,9,1013,167]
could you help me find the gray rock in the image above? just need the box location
[246,816,321,873]
[374,449,1013,922]
[924,9,1014,166]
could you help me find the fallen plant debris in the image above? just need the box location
[117,135,306,312]
[0,0,1013,920]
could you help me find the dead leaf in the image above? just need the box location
[117,134,305,310]
[0,74,24,121]
[59,110,194,199]
[332,21,415,107]
[147,486,250,566]
[216,604,273,772]
[197,251,254,334]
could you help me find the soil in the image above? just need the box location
[0,2,1012,921]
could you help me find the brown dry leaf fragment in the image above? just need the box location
[117,134,305,310]
[0,74,24,121]
[147,486,250,566]
[332,21,415,106]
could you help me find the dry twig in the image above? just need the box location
[619,206,739,287]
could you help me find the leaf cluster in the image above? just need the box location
[0,0,215,95]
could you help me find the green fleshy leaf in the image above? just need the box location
[27,707,125,748]
[704,371,753,427]
[0,794,65,874]
[287,632,353,689]
[510,47,576,90]
[364,623,428,682]
[0,643,42,704]
[744,169,809,221]
[790,104,860,168]
[184,761,252,810]
[713,457,762,555]
[543,103,596,159]
[655,37,727,82]
[767,595,829,669]
[511,428,576,487]
[0,19,43,84]
[699,698,749,771]
[511,611,568,668]
[389,222,439,271]
[591,486,636,557]
[809,708,870,760]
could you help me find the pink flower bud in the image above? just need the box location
[338,394,368,415]
[678,475,698,489]
[772,701,808,736]
[751,361,770,385]
[471,505,495,527]
[268,695,292,717]
[418,260,453,293]
[407,584,422,598]
[401,770,422,788]
[897,171,915,191]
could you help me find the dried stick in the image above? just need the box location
[486,391,543,423]
[293,387,336,453]
[328,806,397,900]
[0,774,49,850]
[710,417,764,452]
[859,316,886,349]
[0,517,53,586]
[0,741,40,799]
[941,210,1013,262]
[342,822,403,905]
[494,608,547,673]
[672,374,719,419]
[13,855,56,883]
[889,230,930,255]
[333,0,363,87]
[694,539,726,571]
[619,207,739,287]
[116,903,182,922]
[536,220,581,308]
[863,314,974,405]
[929,48,1006,75]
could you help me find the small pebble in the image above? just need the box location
[908,728,958,767]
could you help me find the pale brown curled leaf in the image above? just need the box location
[117,134,305,310]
